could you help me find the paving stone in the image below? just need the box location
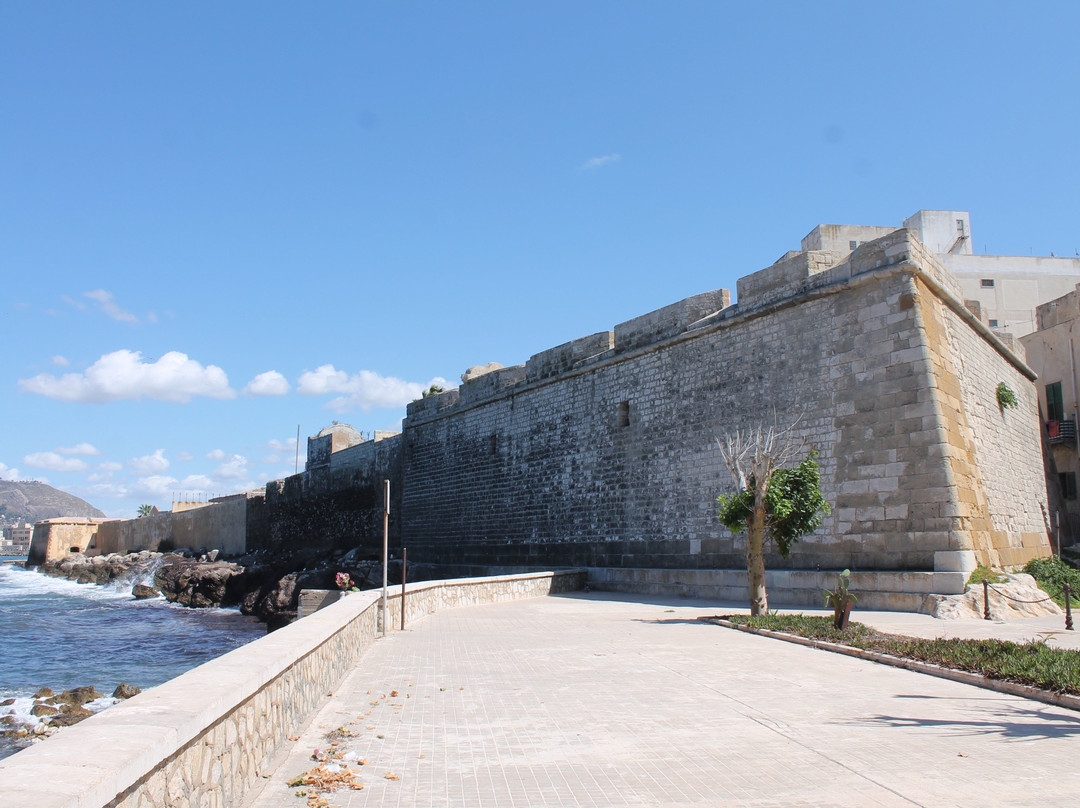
[242,593,1080,808]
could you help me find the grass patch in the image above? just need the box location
[967,565,1006,586]
[719,614,1080,696]
[1023,557,1080,609]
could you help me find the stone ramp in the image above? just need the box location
[242,592,1080,808]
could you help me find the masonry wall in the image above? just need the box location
[95,497,247,557]
[400,230,1052,573]
[27,519,110,564]
[246,435,403,555]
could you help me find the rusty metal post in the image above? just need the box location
[401,547,407,631]
[1066,582,1074,631]
[983,579,990,620]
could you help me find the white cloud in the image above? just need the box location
[176,451,193,461]
[213,454,249,480]
[129,449,169,475]
[243,370,291,396]
[57,442,101,456]
[297,364,448,412]
[580,153,621,170]
[23,451,89,472]
[51,355,70,366]
[0,462,22,480]
[84,289,138,323]
[178,474,214,491]
[264,438,299,464]
[18,349,236,403]
[97,461,123,472]
[129,475,176,498]
[207,449,226,461]
[85,482,128,499]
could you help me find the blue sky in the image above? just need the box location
[3,2,1079,518]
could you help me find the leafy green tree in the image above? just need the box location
[718,425,830,615]
[137,504,154,517]
[421,384,446,398]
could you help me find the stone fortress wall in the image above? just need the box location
[39,224,1054,603]
[397,228,1050,584]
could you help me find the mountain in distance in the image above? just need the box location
[0,480,106,527]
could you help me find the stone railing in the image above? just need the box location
[0,569,585,808]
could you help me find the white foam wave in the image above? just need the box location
[0,566,132,602]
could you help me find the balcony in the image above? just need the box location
[1047,419,1077,446]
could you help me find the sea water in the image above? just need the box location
[0,560,264,760]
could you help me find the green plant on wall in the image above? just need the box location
[996,382,1019,411]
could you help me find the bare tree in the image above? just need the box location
[717,417,828,615]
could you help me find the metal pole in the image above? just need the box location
[401,547,407,631]
[1066,582,1074,631]
[381,479,390,636]
[983,579,990,620]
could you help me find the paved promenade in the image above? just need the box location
[244,593,1080,807]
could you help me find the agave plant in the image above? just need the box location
[823,568,857,630]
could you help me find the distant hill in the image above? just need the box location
[0,481,106,526]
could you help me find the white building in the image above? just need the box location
[1020,286,1080,545]
[801,210,1080,337]
[1,523,33,555]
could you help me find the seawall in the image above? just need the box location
[0,569,585,808]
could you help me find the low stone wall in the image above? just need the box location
[0,570,584,808]
[586,567,965,612]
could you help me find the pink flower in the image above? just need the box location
[335,572,352,590]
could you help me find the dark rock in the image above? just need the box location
[48,711,92,727]
[58,703,93,717]
[1,715,15,725]
[154,558,245,608]
[0,698,14,707]
[54,686,104,706]
[32,687,53,699]
[30,704,57,717]
[113,683,141,699]
[132,584,160,599]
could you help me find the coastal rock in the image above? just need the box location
[132,584,160,599]
[113,683,141,699]
[154,558,245,608]
[47,712,91,728]
[0,698,14,707]
[32,687,53,699]
[54,686,104,706]
[30,704,57,717]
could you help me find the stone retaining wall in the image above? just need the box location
[0,570,584,808]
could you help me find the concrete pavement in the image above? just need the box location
[243,592,1080,807]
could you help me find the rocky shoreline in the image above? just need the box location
[0,683,141,755]
[34,546,393,628]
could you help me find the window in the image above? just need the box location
[1060,472,1077,501]
[988,319,999,327]
[956,219,966,235]
[617,401,630,428]
[849,240,858,251]
[981,279,995,288]
[1047,381,1065,422]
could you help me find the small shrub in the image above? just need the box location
[1023,556,1080,607]
[996,382,1019,411]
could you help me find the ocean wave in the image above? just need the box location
[0,565,135,602]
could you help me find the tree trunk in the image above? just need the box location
[746,497,768,615]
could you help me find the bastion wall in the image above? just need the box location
[398,229,1050,574]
